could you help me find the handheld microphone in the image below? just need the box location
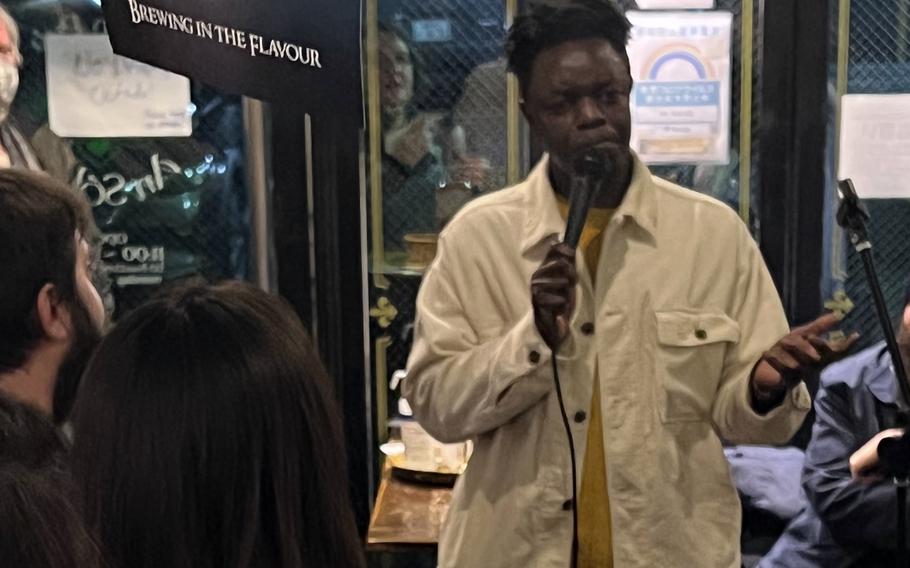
[552,150,610,568]
[563,152,610,249]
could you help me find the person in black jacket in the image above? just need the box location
[0,395,101,568]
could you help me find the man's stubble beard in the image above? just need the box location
[53,298,103,425]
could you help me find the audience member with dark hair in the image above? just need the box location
[761,280,910,567]
[0,395,101,568]
[70,281,365,568]
[0,168,105,426]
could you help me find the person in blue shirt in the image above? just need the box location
[761,279,910,567]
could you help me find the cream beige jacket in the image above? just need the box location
[404,154,811,568]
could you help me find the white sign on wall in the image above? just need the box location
[636,0,715,9]
[838,94,910,199]
[412,19,452,43]
[626,11,732,164]
[46,34,192,138]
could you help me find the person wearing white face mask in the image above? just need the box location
[0,4,42,171]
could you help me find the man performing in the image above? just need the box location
[403,1,856,566]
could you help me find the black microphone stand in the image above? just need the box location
[836,179,910,567]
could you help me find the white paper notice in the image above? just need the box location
[636,0,715,9]
[46,34,192,138]
[626,11,732,164]
[838,94,910,199]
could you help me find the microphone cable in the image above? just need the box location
[551,350,579,567]
[549,150,608,567]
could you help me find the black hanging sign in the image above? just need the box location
[101,0,363,125]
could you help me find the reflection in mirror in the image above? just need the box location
[369,3,508,271]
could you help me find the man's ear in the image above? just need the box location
[903,304,910,330]
[35,283,72,343]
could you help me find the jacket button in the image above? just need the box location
[695,329,708,340]
[529,350,541,364]
[562,498,574,511]
[580,322,595,335]
[574,410,587,423]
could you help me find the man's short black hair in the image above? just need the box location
[506,0,631,91]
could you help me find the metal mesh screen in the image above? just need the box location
[7,1,250,320]
[833,0,910,349]
[369,0,509,419]
[372,0,508,256]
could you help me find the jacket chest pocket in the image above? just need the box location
[655,310,741,423]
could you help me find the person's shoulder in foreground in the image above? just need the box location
[0,393,65,468]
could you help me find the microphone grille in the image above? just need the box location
[573,151,610,178]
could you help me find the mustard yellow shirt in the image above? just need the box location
[557,196,615,568]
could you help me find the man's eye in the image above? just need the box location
[599,90,623,104]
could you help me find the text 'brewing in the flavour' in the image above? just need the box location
[126,0,322,68]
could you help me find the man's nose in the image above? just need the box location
[576,97,607,130]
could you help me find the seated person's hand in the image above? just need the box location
[849,428,905,481]
[386,115,437,168]
[448,156,491,189]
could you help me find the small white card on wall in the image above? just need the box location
[636,0,715,9]
[839,94,910,199]
[46,34,192,138]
